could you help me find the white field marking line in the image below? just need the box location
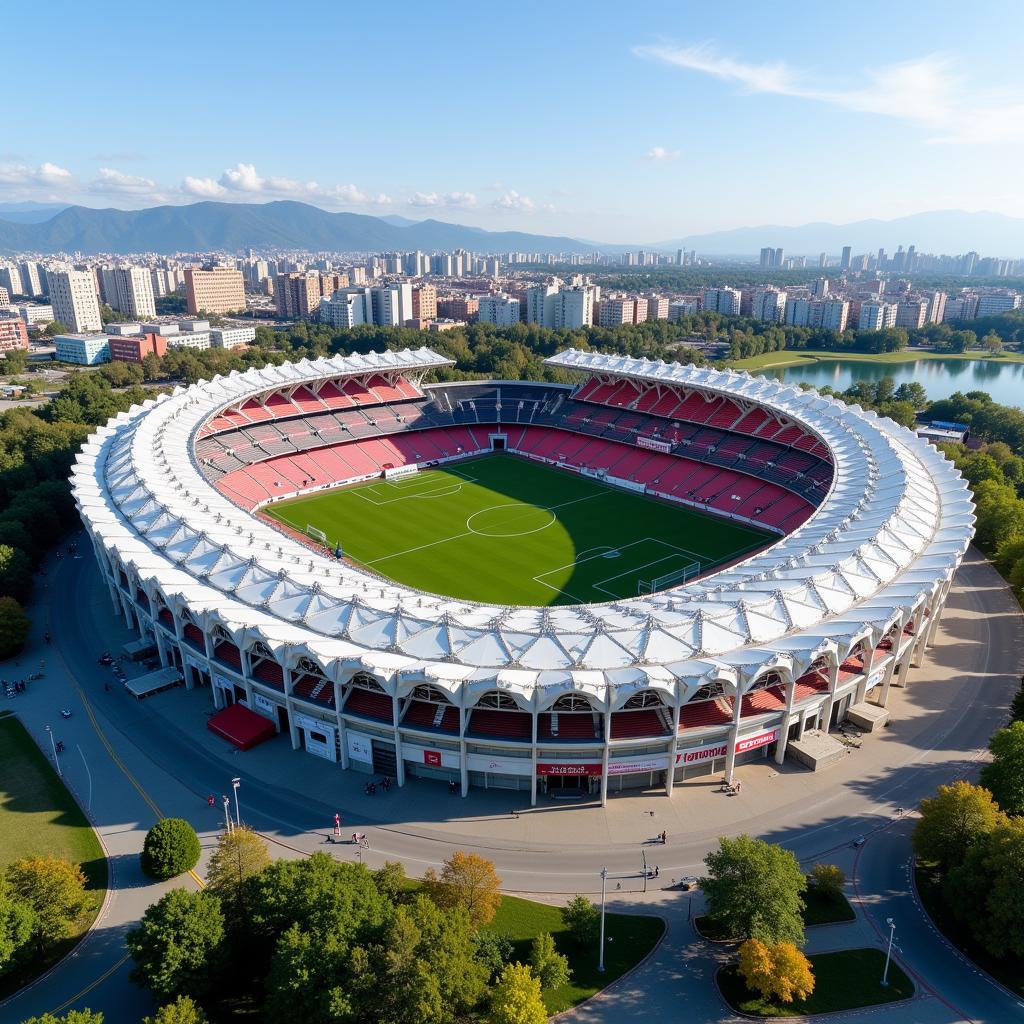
[532,536,704,590]
[464,489,609,538]
[592,555,699,600]
[364,529,476,565]
[591,539,705,599]
[354,481,465,506]
[355,469,480,506]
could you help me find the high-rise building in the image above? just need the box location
[319,289,369,328]
[48,269,102,333]
[0,319,29,351]
[840,246,852,270]
[549,286,595,328]
[895,300,928,330]
[436,296,479,321]
[976,291,1021,317]
[276,272,324,319]
[645,295,669,320]
[858,301,897,331]
[702,287,742,316]
[411,284,437,320]
[0,266,24,298]
[184,267,245,315]
[109,267,157,319]
[750,287,787,323]
[0,286,8,308]
[818,252,828,268]
[525,284,559,325]
[811,278,830,298]
[811,299,849,332]
[18,262,44,297]
[925,291,947,324]
[597,297,638,326]
[477,294,521,326]
[759,247,774,270]
[371,282,414,326]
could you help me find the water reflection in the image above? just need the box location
[755,356,1024,407]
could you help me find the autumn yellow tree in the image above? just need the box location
[738,938,815,1004]
[489,962,547,1024]
[424,851,502,928]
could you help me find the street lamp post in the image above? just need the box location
[45,725,62,777]
[642,848,648,893]
[598,867,608,973]
[231,777,241,827]
[881,918,895,987]
[222,794,233,833]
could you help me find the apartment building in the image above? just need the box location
[0,319,29,351]
[411,284,437,320]
[49,270,102,333]
[895,300,928,330]
[858,301,898,331]
[976,291,1022,317]
[702,287,742,316]
[210,326,256,349]
[55,333,110,365]
[108,332,168,363]
[477,294,521,326]
[437,296,479,321]
[750,287,787,323]
[108,267,157,319]
[319,289,368,328]
[184,267,246,315]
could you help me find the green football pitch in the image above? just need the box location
[263,455,774,606]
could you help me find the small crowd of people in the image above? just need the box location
[364,776,392,795]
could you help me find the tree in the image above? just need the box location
[529,931,570,990]
[1011,682,1024,724]
[981,722,1024,815]
[423,851,502,928]
[142,996,208,1024]
[700,835,807,946]
[373,860,408,904]
[913,781,1003,869]
[19,1012,104,1024]
[126,888,225,1002]
[489,962,547,1024]
[808,863,845,899]
[3,349,28,373]
[43,320,69,337]
[6,855,88,952]
[0,543,33,600]
[0,596,31,659]
[738,939,815,1004]
[474,929,514,980]
[204,825,269,921]
[561,894,600,947]
[141,818,201,880]
[0,875,33,969]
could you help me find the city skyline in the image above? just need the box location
[4,0,1024,243]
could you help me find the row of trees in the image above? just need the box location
[118,821,593,1024]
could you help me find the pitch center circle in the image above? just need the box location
[466,503,557,538]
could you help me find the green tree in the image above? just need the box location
[529,931,570,990]
[423,851,502,928]
[372,860,408,904]
[1011,682,1024,724]
[204,825,269,922]
[141,819,201,880]
[700,835,807,946]
[913,780,1003,869]
[19,1011,104,1024]
[489,962,547,1024]
[4,349,28,373]
[474,929,514,980]
[980,721,1024,815]
[126,889,225,1002]
[141,995,208,1024]
[43,321,69,337]
[0,874,34,969]
[561,895,600,947]
[0,543,33,600]
[0,596,31,659]
[808,863,845,899]
[5,855,88,953]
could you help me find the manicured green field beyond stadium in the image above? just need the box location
[263,455,774,606]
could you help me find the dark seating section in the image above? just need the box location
[403,699,460,734]
[344,687,393,722]
[467,709,532,740]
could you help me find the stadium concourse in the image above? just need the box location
[71,348,975,807]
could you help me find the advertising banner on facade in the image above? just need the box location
[402,742,460,770]
[251,692,278,721]
[347,732,373,764]
[607,754,670,775]
[536,762,603,777]
[466,752,532,776]
[735,729,779,754]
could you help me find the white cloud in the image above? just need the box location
[408,190,478,209]
[219,162,263,192]
[182,176,226,197]
[0,162,73,187]
[322,183,391,206]
[642,146,679,161]
[37,162,73,184]
[634,42,1024,145]
[91,167,159,193]
[492,190,536,212]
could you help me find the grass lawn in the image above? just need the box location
[0,712,107,998]
[718,948,914,1017]
[486,893,665,1014]
[727,348,1024,372]
[263,454,772,606]
[915,862,1024,996]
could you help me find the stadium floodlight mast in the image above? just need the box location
[231,777,241,826]
[598,867,608,972]
[881,918,896,987]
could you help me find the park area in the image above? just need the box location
[263,454,771,605]
[0,711,106,997]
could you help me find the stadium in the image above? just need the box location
[71,347,975,804]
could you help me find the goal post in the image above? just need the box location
[637,560,701,594]
[305,524,328,546]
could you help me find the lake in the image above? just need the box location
[754,356,1024,408]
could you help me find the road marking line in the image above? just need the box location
[48,953,131,1015]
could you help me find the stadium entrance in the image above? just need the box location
[537,763,601,798]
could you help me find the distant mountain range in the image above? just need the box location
[0,201,592,255]
[658,210,1024,258]
[0,200,1019,258]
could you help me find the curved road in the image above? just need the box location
[1,542,1020,1022]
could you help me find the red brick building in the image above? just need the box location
[0,319,29,351]
[109,332,168,363]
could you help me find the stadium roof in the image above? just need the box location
[71,348,975,696]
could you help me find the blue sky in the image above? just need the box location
[5,0,1024,241]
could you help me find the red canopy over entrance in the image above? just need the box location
[207,703,276,751]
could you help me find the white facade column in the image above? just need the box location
[530,710,539,807]
[774,676,797,765]
[896,654,913,689]
[876,655,899,708]
[337,682,350,769]
[600,702,612,806]
[459,704,469,798]
[665,689,683,796]
[285,668,300,747]
[725,686,742,784]
[852,641,876,708]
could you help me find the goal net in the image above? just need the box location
[305,524,328,546]
[637,561,701,594]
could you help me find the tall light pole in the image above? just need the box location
[598,867,608,973]
[45,725,62,777]
[231,777,241,827]
[222,794,233,833]
[881,918,895,987]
